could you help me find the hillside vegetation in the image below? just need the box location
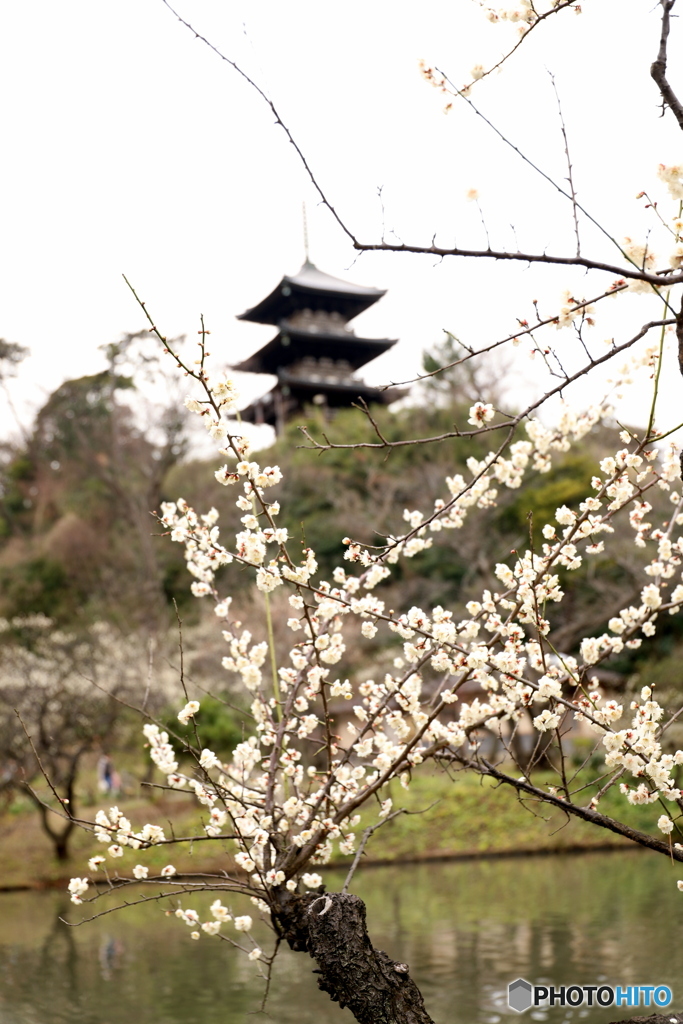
[2,340,683,872]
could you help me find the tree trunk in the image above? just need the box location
[53,830,71,862]
[273,889,436,1024]
[27,776,76,862]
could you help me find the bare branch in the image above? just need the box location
[299,317,674,454]
[453,755,683,861]
[15,710,73,820]
[549,71,581,256]
[460,1,582,89]
[341,808,408,893]
[651,0,683,129]
[375,285,625,391]
[159,0,354,244]
[351,237,683,285]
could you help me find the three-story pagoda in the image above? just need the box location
[234,260,402,433]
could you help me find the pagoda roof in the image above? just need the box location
[238,260,386,325]
[239,378,406,426]
[277,369,404,402]
[233,326,396,374]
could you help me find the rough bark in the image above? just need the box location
[273,889,436,1024]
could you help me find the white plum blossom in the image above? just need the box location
[642,584,662,610]
[302,873,323,888]
[657,163,683,200]
[143,723,179,774]
[378,798,393,819]
[199,748,223,771]
[178,700,200,725]
[68,877,89,904]
[534,709,562,732]
[176,908,200,926]
[138,824,166,845]
[555,505,576,526]
[210,900,232,922]
[70,266,683,936]
[467,402,495,426]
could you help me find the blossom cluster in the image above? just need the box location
[70,340,683,929]
[480,0,558,29]
[69,126,683,928]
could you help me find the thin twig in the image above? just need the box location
[460,1,581,90]
[548,71,581,256]
[375,285,625,390]
[142,634,154,715]
[159,0,354,243]
[341,808,409,893]
[15,710,73,819]
[158,1,683,288]
[298,317,674,462]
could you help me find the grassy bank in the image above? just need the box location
[0,769,666,891]
[0,789,232,891]
[339,770,663,865]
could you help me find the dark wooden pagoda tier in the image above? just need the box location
[235,260,404,432]
[234,321,394,375]
[238,261,386,325]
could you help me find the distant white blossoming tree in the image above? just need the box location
[63,2,683,1022]
[0,620,160,862]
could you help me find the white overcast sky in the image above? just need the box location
[1,1,682,442]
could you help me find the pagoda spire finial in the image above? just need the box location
[302,201,311,265]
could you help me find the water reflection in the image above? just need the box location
[0,851,681,1024]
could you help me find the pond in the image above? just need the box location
[0,850,681,1024]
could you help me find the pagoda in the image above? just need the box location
[234,260,403,433]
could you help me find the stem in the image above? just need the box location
[264,591,282,721]
[646,292,670,439]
